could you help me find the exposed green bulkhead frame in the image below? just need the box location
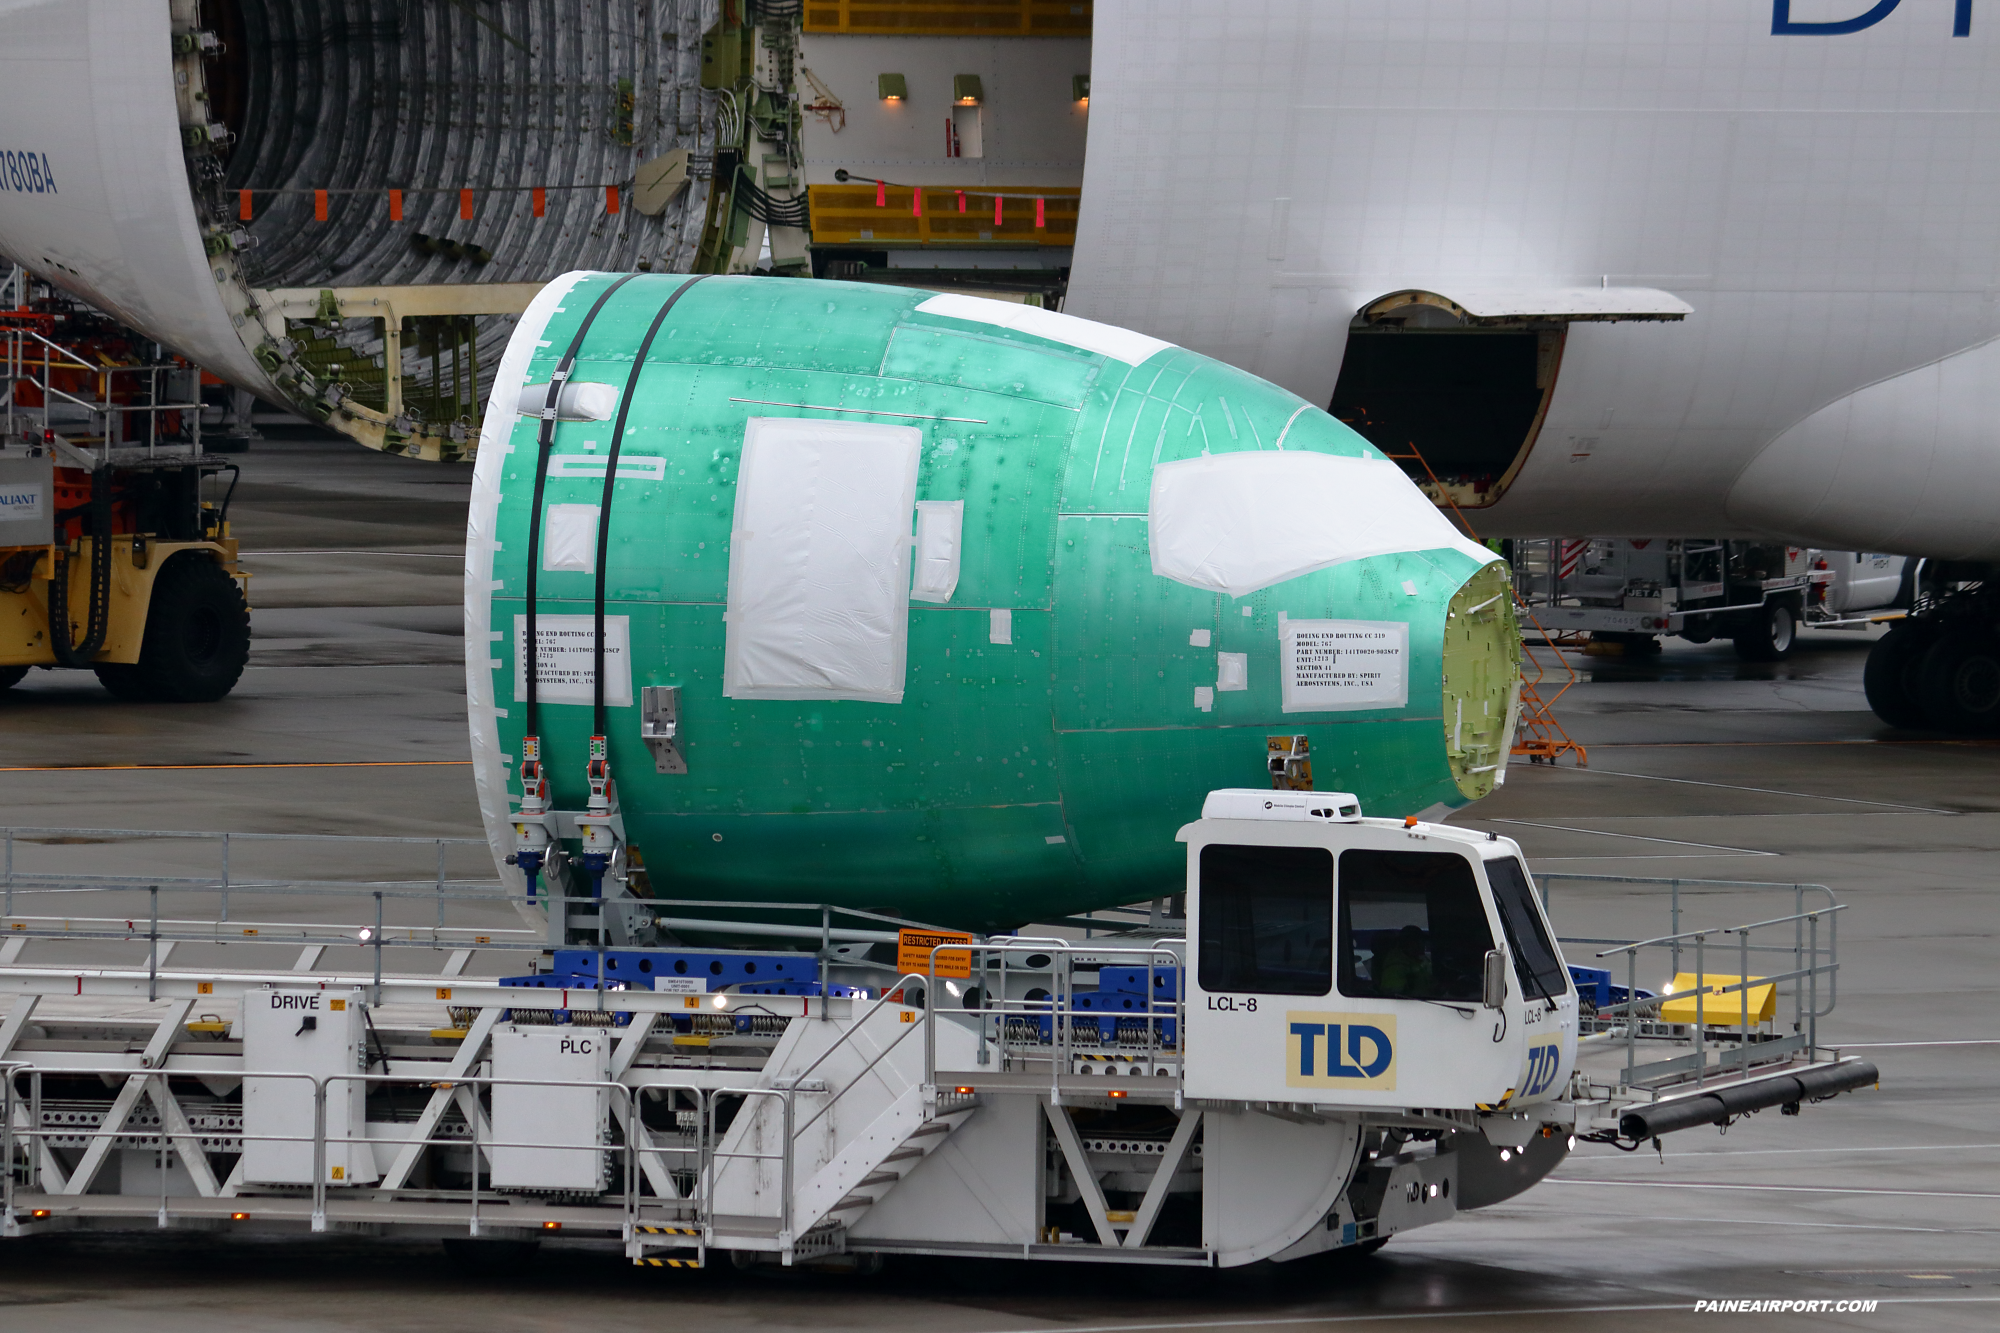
[468,273,1519,931]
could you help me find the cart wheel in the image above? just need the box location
[110,554,250,702]
[1732,601,1797,662]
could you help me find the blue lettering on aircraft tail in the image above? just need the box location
[1773,0,1971,34]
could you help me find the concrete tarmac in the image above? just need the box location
[1,437,1995,1330]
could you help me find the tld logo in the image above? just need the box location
[1285,1012,1396,1091]
[1521,1041,1563,1098]
[1773,1,1972,35]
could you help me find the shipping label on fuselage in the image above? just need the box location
[1280,619,1409,712]
[1285,1011,1397,1091]
[512,614,632,708]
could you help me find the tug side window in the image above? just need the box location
[1197,844,1333,996]
[1337,850,1493,1003]
[1485,857,1570,1000]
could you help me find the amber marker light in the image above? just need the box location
[954,1086,974,1095]
[230,1211,250,1221]
[543,1221,563,1231]
[1107,1089,1128,1099]
[31,1208,51,1218]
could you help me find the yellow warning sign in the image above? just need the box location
[897,928,974,979]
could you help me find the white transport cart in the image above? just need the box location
[0,800,1874,1268]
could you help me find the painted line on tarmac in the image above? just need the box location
[1540,1179,2000,1201]
[0,760,469,771]
[1532,855,1773,861]
[1488,819,1775,855]
[1540,765,1957,814]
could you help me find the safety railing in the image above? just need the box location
[3,326,204,460]
[0,1057,813,1256]
[1535,872,1842,1093]
[926,938,1186,1094]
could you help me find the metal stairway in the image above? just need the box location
[791,1085,977,1236]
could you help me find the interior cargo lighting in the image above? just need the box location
[1072,75,1090,102]
[878,73,907,101]
[953,74,984,104]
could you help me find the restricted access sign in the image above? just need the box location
[897,927,974,979]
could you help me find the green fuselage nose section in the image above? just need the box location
[476,274,1517,930]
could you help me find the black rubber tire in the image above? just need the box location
[0,664,27,691]
[92,663,153,700]
[1733,601,1798,662]
[1863,622,1939,729]
[1916,632,2000,734]
[107,554,250,703]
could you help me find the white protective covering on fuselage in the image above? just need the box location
[1148,451,1494,597]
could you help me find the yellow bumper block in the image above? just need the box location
[1659,973,1775,1027]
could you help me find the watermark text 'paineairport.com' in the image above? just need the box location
[1696,1300,1879,1314]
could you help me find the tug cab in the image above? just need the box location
[1182,789,1577,1112]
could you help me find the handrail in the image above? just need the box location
[1543,872,1842,1089]
[928,937,1186,1095]
[1603,903,1847,955]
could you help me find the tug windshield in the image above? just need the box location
[1197,844,1334,995]
[1485,857,1570,1000]
[1336,850,1494,1003]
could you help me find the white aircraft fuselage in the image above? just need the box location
[1067,0,2000,561]
[1,1,1995,562]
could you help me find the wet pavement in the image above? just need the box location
[1,437,1996,1330]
